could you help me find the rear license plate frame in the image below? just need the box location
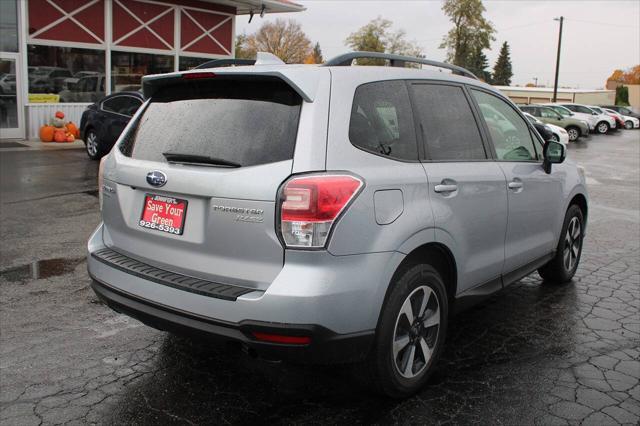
[139,194,188,235]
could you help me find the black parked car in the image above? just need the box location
[522,112,554,142]
[600,105,640,120]
[80,91,144,160]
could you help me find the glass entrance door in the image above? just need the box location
[0,54,23,139]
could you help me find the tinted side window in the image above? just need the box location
[577,105,594,114]
[349,80,418,161]
[411,84,486,161]
[471,89,539,161]
[540,108,559,119]
[103,96,141,116]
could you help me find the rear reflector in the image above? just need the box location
[252,332,311,345]
[279,174,363,248]
[182,72,216,79]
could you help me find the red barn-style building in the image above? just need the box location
[0,0,304,139]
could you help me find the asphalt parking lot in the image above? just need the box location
[1,131,639,425]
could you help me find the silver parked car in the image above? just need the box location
[88,52,588,398]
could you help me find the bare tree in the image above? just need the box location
[241,19,312,63]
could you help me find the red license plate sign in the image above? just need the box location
[139,194,187,235]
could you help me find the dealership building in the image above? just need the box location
[495,86,615,107]
[0,0,303,140]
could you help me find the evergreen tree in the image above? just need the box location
[312,42,323,64]
[492,41,513,86]
[467,46,491,82]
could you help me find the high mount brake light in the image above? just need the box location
[182,72,216,79]
[279,174,363,248]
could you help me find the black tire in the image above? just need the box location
[364,263,448,398]
[596,121,610,134]
[566,126,580,142]
[85,128,105,161]
[538,204,584,283]
[550,133,560,142]
[625,121,633,130]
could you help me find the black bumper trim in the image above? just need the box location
[90,277,375,364]
[91,248,253,301]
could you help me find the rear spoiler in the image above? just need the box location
[142,67,321,103]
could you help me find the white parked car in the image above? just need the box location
[603,108,639,129]
[557,103,616,134]
[546,122,569,145]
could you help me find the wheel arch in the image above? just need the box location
[565,124,580,136]
[376,242,458,332]
[569,193,588,228]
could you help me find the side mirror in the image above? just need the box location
[543,140,566,174]
[592,111,598,115]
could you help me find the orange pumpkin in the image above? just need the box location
[65,122,79,138]
[66,133,75,143]
[54,129,67,143]
[39,125,55,142]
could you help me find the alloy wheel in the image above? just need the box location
[392,285,440,379]
[86,132,98,157]
[597,123,609,134]
[563,217,581,272]
[567,128,579,141]
[625,121,633,130]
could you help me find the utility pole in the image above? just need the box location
[533,77,538,87]
[552,16,564,102]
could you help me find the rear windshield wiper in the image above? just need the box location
[162,152,241,168]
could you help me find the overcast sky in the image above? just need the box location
[237,0,640,89]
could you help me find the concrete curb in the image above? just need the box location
[0,139,85,152]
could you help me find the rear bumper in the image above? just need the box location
[90,277,374,363]
[87,223,403,363]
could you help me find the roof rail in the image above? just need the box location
[322,51,478,80]
[195,58,255,69]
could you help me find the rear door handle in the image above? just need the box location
[508,180,523,190]
[434,184,458,193]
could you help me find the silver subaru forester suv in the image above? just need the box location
[88,52,588,397]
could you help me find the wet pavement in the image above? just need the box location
[1,132,639,425]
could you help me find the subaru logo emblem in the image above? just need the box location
[146,171,167,187]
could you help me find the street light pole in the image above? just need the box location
[552,16,564,102]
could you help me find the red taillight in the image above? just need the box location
[182,72,216,79]
[252,332,311,345]
[279,174,363,248]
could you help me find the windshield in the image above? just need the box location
[122,77,302,168]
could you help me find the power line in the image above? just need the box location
[565,18,640,29]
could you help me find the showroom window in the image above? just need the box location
[111,51,174,93]
[27,45,106,102]
[0,0,18,52]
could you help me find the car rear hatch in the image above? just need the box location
[101,74,307,291]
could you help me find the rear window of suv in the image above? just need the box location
[121,77,302,167]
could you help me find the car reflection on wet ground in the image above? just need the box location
[1,131,639,425]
